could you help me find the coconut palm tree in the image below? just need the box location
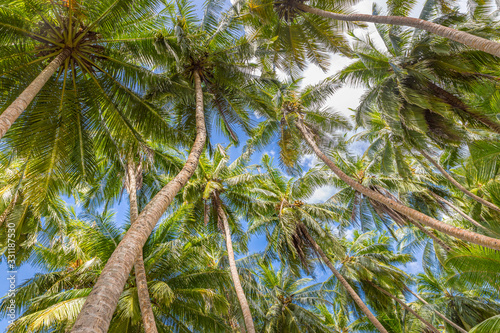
[0,208,232,332]
[246,0,500,57]
[181,145,260,333]
[323,230,443,332]
[71,1,260,330]
[253,261,332,332]
[250,77,500,250]
[0,0,171,139]
[249,155,390,333]
[416,264,500,332]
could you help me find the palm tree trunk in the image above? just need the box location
[418,149,500,213]
[70,71,207,333]
[0,192,19,227]
[409,218,452,252]
[295,118,500,250]
[428,191,500,236]
[0,49,71,140]
[369,283,440,333]
[215,197,256,333]
[296,3,500,58]
[405,287,468,333]
[127,159,158,333]
[300,225,390,333]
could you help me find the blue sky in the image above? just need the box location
[0,0,449,330]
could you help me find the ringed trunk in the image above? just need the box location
[296,118,500,250]
[296,3,500,58]
[70,71,207,333]
[216,198,256,333]
[419,149,500,213]
[0,49,71,139]
[301,225,390,333]
[127,159,158,333]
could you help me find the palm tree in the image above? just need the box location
[324,230,442,333]
[71,1,259,330]
[416,264,500,332]
[250,77,500,250]
[0,0,166,139]
[247,0,500,57]
[249,155,390,333]
[0,209,232,332]
[253,262,331,332]
[181,145,259,333]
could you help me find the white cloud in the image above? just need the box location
[307,185,338,204]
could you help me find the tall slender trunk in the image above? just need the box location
[0,49,71,139]
[300,225,390,333]
[405,287,468,333]
[71,71,207,333]
[215,197,256,333]
[428,191,500,237]
[295,118,500,250]
[296,3,500,58]
[369,283,440,333]
[127,159,158,333]
[409,218,452,252]
[0,192,19,227]
[419,149,500,212]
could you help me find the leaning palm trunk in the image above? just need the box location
[369,283,440,333]
[0,49,71,139]
[295,3,500,58]
[419,149,500,213]
[428,191,500,236]
[300,224,390,333]
[295,118,500,250]
[215,197,256,333]
[405,287,468,333]
[71,71,207,333]
[127,160,158,333]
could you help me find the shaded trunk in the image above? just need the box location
[215,196,256,333]
[71,71,207,333]
[0,49,71,139]
[419,149,500,213]
[426,82,500,135]
[406,287,468,333]
[300,225,390,333]
[127,159,158,333]
[296,3,500,58]
[369,283,440,333]
[0,192,19,227]
[429,191,500,237]
[296,118,500,250]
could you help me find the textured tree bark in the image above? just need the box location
[127,159,158,333]
[0,192,19,227]
[428,191,500,236]
[419,149,500,213]
[301,225,390,333]
[70,71,207,333]
[369,283,440,333]
[0,49,71,139]
[296,118,500,250]
[215,197,256,333]
[405,287,468,333]
[297,3,500,58]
